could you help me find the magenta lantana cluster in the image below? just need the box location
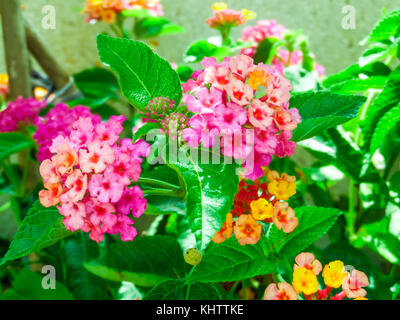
[38,115,150,243]
[180,54,301,180]
[34,103,102,162]
[0,97,46,133]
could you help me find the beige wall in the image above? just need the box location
[0,0,399,76]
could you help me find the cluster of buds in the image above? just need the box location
[160,113,189,137]
[264,252,369,300]
[206,2,256,30]
[212,169,298,246]
[144,97,176,120]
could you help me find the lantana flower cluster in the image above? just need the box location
[0,74,9,99]
[83,0,163,24]
[0,97,46,133]
[34,103,102,162]
[181,54,301,180]
[206,2,255,30]
[240,20,325,77]
[38,115,150,243]
[264,252,369,300]
[212,170,298,246]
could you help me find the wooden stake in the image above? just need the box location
[24,18,76,95]
[0,0,31,99]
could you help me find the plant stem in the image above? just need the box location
[347,180,357,240]
[355,89,379,146]
[185,284,191,300]
[137,177,181,191]
[242,280,248,300]
[0,201,10,213]
[19,150,30,197]
[143,188,184,197]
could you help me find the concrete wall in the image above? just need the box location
[0,0,399,76]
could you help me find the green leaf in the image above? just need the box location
[134,17,185,38]
[370,103,400,155]
[1,201,72,265]
[359,46,394,67]
[390,171,400,194]
[329,77,387,94]
[0,269,74,300]
[290,91,366,141]
[368,233,400,265]
[97,34,182,111]
[73,67,119,99]
[367,10,400,43]
[177,65,194,82]
[187,237,276,283]
[0,132,33,160]
[253,37,283,65]
[62,237,112,299]
[167,151,239,250]
[84,236,186,287]
[184,40,232,63]
[266,206,342,257]
[143,279,223,300]
[132,122,161,141]
[362,66,400,149]
[323,62,391,88]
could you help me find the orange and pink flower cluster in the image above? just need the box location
[264,252,369,300]
[39,115,150,243]
[83,0,163,24]
[206,3,255,30]
[212,169,298,246]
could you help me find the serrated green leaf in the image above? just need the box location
[267,206,342,257]
[362,66,400,149]
[84,236,186,287]
[167,151,239,250]
[367,10,400,43]
[290,92,366,141]
[187,236,276,283]
[1,201,72,265]
[0,132,33,160]
[96,34,182,111]
[370,103,400,155]
[143,279,223,300]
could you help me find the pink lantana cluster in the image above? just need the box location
[240,20,325,77]
[241,20,286,57]
[0,97,46,133]
[34,103,102,162]
[181,54,301,180]
[38,115,150,243]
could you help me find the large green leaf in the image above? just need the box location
[265,206,342,257]
[84,236,186,287]
[362,66,400,148]
[167,151,239,250]
[97,34,182,111]
[1,201,72,265]
[370,103,400,155]
[367,10,400,43]
[143,279,223,300]
[367,233,400,265]
[290,92,366,141]
[0,269,74,300]
[0,132,33,160]
[328,77,387,94]
[253,37,283,65]
[187,236,276,283]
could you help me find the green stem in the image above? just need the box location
[143,188,184,197]
[0,201,10,213]
[137,177,181,191]
[110,23,123,37]
[242,280,248,300]
[185,283,191,300]
[355,89,379,146]
[347,180,357,240]
[19,150,30,197]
